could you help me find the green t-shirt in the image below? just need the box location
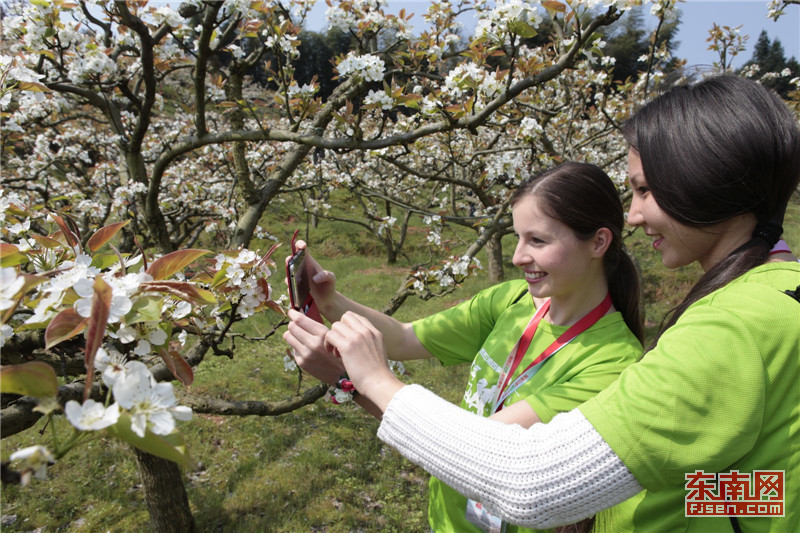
[412,280,643,533]
[580,262,800,532]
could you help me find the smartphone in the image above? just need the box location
[287,248,311,312]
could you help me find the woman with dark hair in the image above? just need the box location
[284,162,644,532]
[298,74,800,531]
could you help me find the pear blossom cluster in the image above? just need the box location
[766,0,789,20]
[61,351,192,440]
[1,191,286,479]
[411,254,483,293]
[517,116,544,142]
[151,6,184,28]
[214,249,273,318]
[263,32,301,60]
[364,89,395,110]
[422,215,444,246]
[376,216,397,236]
[336,52,386,83]
[326,0,413,40]
[287,82,319,99]
[473,0,543,44]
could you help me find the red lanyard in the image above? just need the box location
[494,293,613,412]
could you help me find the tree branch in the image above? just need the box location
[177,383,328,417]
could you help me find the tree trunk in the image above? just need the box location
[485,231,505,283]
[133,448,195,533]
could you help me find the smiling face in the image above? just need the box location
[626,148,755,271]
[511,194,601,302]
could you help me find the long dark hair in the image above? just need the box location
[623,74,800,346]
[511,162,645,345]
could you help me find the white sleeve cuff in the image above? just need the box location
[377,384,643,529]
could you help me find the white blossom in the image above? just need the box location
[112,362,192,438]
[0,267,25,311]
[152,6,183,28]
[283,353,298,372]
[94,347,132,387]
[9,445,54,485]
[0,324,13,348]
[64,399,120,431]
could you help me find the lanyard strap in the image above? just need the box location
[493,293,613,413]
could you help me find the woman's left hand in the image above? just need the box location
[283,309,343,386]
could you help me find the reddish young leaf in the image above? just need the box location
[140,281,216,306]
[45,308,88,349]
[84,277,112,400]
[0,243,19,257]
[264,300,286,315]
[256,242,281,268]
[159,347,194,387]
[87,221,130,252]
[542,0,567,12]
[145,249,211,281]
[32,234,64,249]
[17,81,50,92]
[49,213,79,248]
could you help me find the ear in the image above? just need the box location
[591,227,613,258]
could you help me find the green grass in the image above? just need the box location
[2,194,799,532]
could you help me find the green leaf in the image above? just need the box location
[210,263,230,289]
[0,362,58,398]
[509,20,538,39]
[0,250,27,267]
[146,249,210,281]
[44,308,88,349]
[91,253,125,270]
[127,295,164,324]
[105,413,191,467]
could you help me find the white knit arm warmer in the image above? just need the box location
[377,384,643,529]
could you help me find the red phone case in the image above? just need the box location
[288,229,323,322]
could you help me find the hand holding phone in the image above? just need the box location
[287,248,311,312]
[286,230,323,322]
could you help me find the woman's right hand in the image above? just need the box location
[287,239,337,309]
[325,312,406,413]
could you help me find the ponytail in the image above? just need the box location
[607,245,645,346]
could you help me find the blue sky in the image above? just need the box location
[671,1,799,68]
[302,1,799,69]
